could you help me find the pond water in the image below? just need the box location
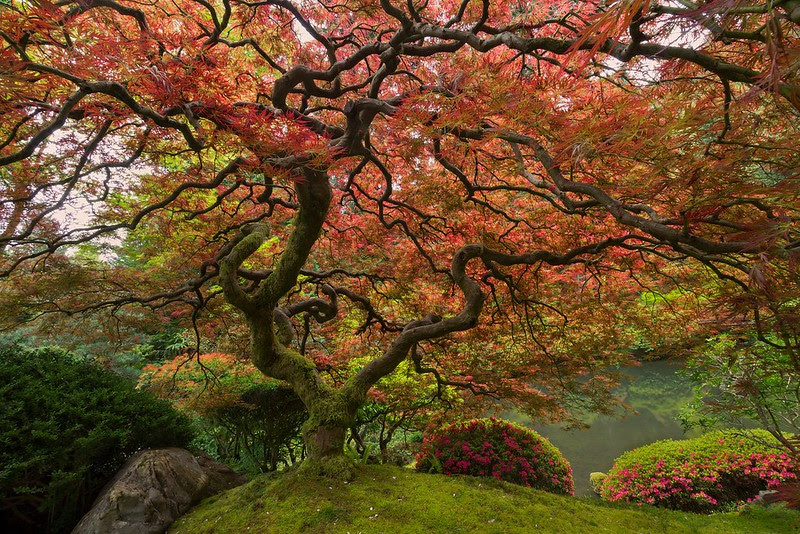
[505,360,700,497]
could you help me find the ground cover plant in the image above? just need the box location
[598,430,798,513]
[416,417,574,495]
[1,0,799,484]
[0,340,194,534]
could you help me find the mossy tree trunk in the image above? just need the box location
[218,167,492,478]
[219,169,353,476]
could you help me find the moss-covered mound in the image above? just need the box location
[170,465,799,533]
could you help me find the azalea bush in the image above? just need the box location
[415,418,573,495]
[599,430,797,513]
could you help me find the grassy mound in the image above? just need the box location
[170,465,799,533]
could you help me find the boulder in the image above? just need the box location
[194,451,247,493]
[72,448,245,534]
[589,472,607,495]
[755,489,781,505]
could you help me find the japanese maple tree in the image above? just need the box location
[1,0,798,476]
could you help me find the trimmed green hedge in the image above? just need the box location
[0,341,194,533]
[415,417,573,495]
[599,430,797,513]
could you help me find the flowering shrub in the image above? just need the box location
[415,417,574,495]
[599,430,797,513]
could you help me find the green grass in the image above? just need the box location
[170,464,800,533]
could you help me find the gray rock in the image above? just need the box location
[72,448,245,534]
[194,450,247,494]
[755,489,781,504]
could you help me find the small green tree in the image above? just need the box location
[342,353,469,466]
[141,353,306,472]
[681,334,800,455]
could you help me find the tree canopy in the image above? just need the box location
[1,0,799,470]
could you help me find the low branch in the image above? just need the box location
[344,235,637,404]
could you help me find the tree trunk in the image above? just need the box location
[305,424,346,459]
[298,395,358,480]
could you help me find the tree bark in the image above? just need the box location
[298,391,358,479]
[218,170,360,477]
[305,424,346,459]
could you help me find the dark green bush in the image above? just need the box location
[201,384,307,473]
[0,341,194,534]
[599,430,797,513]
[141,352,307,474]
[415,417,574,495]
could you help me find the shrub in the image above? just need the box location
[201,384,307,472]
[140,352,267,411]
[599,430,797,513]
[0,341,194,534]
[415,417,574,495]
[141,353,306,473]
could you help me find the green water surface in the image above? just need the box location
[508,360,699,496]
